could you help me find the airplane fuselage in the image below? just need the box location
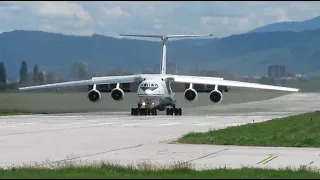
[136,75,175,111]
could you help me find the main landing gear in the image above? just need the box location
[130,107,182,116]
[166,107,182,116]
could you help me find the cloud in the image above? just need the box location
[0,1,320,38]
[103,6,128,20]
[263,7,291,22]
[201,16,249,25]
[37,1,91,22]
[152,24,163,30]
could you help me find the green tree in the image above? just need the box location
[46,72,56,84]
[78,64,87,79]
[0,62,7,84]
[0,62,7,90]
[19,61,28,84]
[33,64,39,83]
[38,71,45,84]
[71,62,88,79]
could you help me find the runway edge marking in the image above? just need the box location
[257,154,278,165]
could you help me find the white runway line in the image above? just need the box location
[225,123,248,126]
[87,122,118,127]
[0,125,16,128]
[0,122,10,125]
[156,122,181,126]
[88,120,98,123]
[56,122,90,126]
[0,122,33,126]
[122,122,150,127]
[10,123,34,126]
[190,123,214,126]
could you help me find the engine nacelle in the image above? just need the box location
[209,90,223,103]
[111,88,124,101]
[88,89,102,103]
[184,88,198,102]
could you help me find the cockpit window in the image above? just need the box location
[140,82,159,91]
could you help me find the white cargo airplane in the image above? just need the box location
[19,34,299,116]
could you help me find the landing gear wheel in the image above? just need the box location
[178,108,182,116]
[151,109,157,116]
[131,108,139,115]
[131,108,158,116]
[166,107,182,116]
[166,108,174,116]
[139,109,144,116]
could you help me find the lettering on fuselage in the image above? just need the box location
[140,82,159,91]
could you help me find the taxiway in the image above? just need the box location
[0,92,319,170]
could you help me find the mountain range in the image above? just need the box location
[250,16,320,33]
[2,16,320,79]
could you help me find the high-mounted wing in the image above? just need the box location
[18,75,141,91]
[168,74,300,92]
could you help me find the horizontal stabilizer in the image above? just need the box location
[119,33,213,75]
[119,34,213,39]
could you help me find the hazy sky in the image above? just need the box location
[0,1,319,38]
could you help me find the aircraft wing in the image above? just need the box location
[169,75,300,92]
[18,75,140,91]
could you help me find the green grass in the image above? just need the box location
[1,160,319,179]
[178,111,320,147]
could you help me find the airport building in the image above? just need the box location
[268,65,286,78]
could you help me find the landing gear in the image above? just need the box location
[131,108,157,116]
[166,107,182,116]
[130,107,182,116]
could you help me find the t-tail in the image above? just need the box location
[119,34,213,75]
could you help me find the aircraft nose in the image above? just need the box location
[145,89,152,94]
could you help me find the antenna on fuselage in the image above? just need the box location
[119,34,213,75]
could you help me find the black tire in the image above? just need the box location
[170,108,174,116]
[131,108,137,115]
[178,108,182,116]
[174,108,178,115]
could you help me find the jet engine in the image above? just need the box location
[88,89,102,103]
[184,88,198,102]
[209,90,223,103]
[111,88,125,101]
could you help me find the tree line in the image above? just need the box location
[0,61,47,91]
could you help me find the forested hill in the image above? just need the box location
[1,28,320,78]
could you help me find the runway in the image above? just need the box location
[0,92,320,170]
